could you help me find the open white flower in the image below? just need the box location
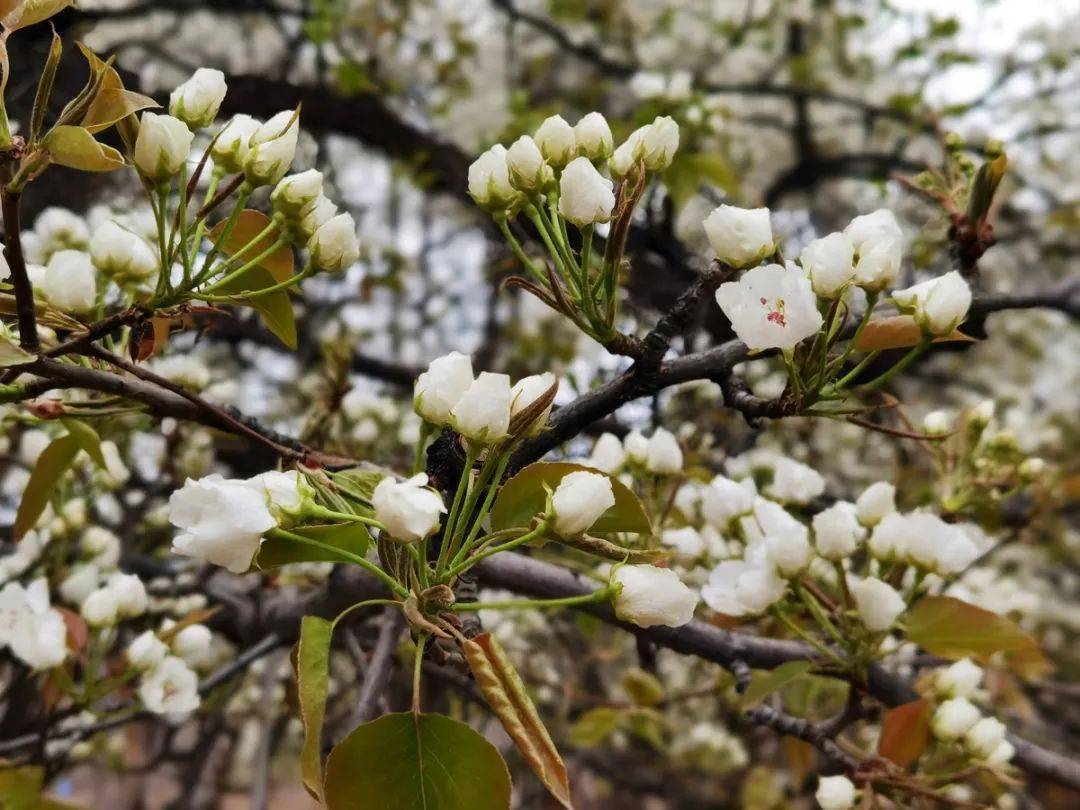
[551,470,615,538]
[414,351,474,425]
[703,205,773,269]
[702,556,786,616]
[168,473,278,573]
[892,271,972,335]
[134,112,194,180]
[612,565,696,628]
[558,157,614,227]
[139,656,200,715]
[0,579,67,670]
[169,67,227,129]
[852,577,905,631]
[800,231,855,297]
[372,473,446,543]
[452,372,512,444]
[42,249,96,312]
[715,263,822,351]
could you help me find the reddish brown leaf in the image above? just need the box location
[878,699,932,768]
[854,315,975,352]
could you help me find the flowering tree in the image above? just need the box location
[0,1,1077,808]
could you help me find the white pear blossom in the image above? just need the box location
[816,775,857,810]
[574,112,613,160]
[903,512,979,574]
[211,114,261,173]
[0,579,67,670]
[107,572,148,618]
[715,264,822,351]
[639,116,679,171]
[139,656,199,715]
[800,231,855,297]
[558,157,614,227]
[661,527,706,557]
[298,194,337,240]
[703,205,774,269]
[272,169,324,217]
[853,236,902,291]
[935,659,984,699]
[812,502,865,560]
[844,209,902,251]
[248,469,309,515]
[169,68,227,129]
[964,717,1008,759]
[623,430,649,464]
[609,126,647,177]
[308,212,360,272]
[645,427,682,474]
[41,250,96,312]
[244,110,299,186]
[372,474,446,543]
[127,630,168,671]
[700,475,756,527]
[451,372,512,443]
[510,372,557,435]
[588,433,626,474]
[168,473,278,573]
[855,481,895,528]
[534,115,576,168]
[612,565,696,628]
[551,471,615,538]
[414,351,474,425]
[767,457,825,504]
[89,221,156,280]
[986,740,1015,765]
[468,144,520,212]
[505,135,548,193]
[81,586,119,627]
[702,556,786,616]
[59,564,100,606]
[932,697,981,740]
[892,271,973,335]
[852,576,905,631]
[134,112,194,180]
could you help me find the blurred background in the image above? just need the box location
[1,0,1078,806]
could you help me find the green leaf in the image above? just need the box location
[906,595,1051,677]
[15,435,79,540]
[216,266,297,349]
[331,468,386,505]
[323,712,512,810]
[490,462,651,535]
[568,707,621,747]
[620,667,665,707]
[0,765,44,810]
[61,417,106,469]
[255,522,370,570]
[463,633,570,808]
[0,332,34,366]
[877,699,932,768]
[740,661,813,709]
[81,88,159,134]
[296,616,334,801]
[42,126,125,172]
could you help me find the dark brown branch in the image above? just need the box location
[0,186,39,351]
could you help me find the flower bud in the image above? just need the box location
[587,433,626,475]
[244,110,299,187]
[612,564,696,628]
[986,740,1015,765]
[812,502,865,560]
[964,716,1007,759]
[451,372,512,444]
[800,231,855,297]
[700,475,755,527]
[609,126,647,178]
[557,157,615,227]
[212,114,261,173]
[134,112,194,181]
[89,221,156,281]
[272,169,324,219]
[127,630,168,671]
[853,236,901,291]
[932,697,981,740]
[172,624,215,669]
[639,116,679,171]
[816,775,856,810]
[935,658,983,699]
[969,399,994,429]
[414,351,474,426]
[169,68,227,130]
[468,144,521,212]
[505,135,549,194]
[308,213,360,272]
[574,112,613,160]
[892,271,972,335]
[851,576,905,631]
[551,470,615,538]
[81,586,119,627]
[510,372,557,436]
[622,430,649,465]
[844,209,902,253]
[107,572,148,619]
[703,205,774,269]
[535,115,576,168]
[854,481,895,528]
[645,427,682,474]
[42,249,96,312]
[372,473,446,543]
[922,410,952,435]
[298,193,337,240]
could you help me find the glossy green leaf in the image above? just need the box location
[323,712,512,810]
[906,595,1051,677]
[42,126,125,172]
[740,660,813,709]
[0,333,34,367]
[490,462,651,535]
[568,706,621,747]
[255,522,370,570]
[296,616,333,801]
[331,468,385,505]
[216,266,297,349]
[61,417,106,469]
[15,434,79,540]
